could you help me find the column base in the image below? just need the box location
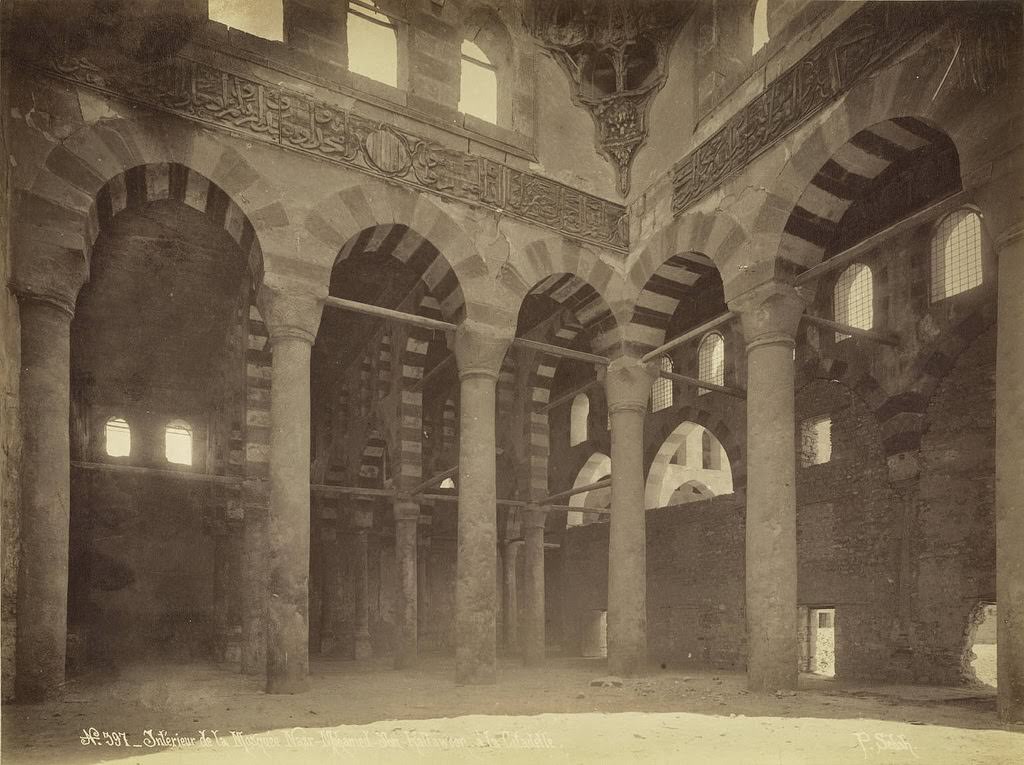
[608,653,646,678]
[266,674,311,695]
[456,659,495,684]
[354,634,372,661]
[746,668,798,694]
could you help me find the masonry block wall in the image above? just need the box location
[0,9,20,699]
[911,326,996,684]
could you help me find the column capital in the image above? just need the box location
[604,354,658,413]
[256,277,327,345]
[454,319,514,381]
[12,240,89,317]
[727,281,810,350]
[523,505,547,531]
[393,497,420,522]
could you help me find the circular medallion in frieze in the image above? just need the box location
[363,125,413,176]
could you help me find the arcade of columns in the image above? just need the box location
[13,225,1024,721]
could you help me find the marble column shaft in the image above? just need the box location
[730,283,806,693]
[453,321,513,684]
[605,355,657,677]
[353,504,374,660]
[522,506,547,665]
[503,540,522,653]
[14,295,76,701]
[257,284,324,694]
[393,498,419,669]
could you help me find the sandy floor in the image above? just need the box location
[2,655,1020,764]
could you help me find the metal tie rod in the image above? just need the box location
[800,314,900,346]
[640,311,737,364]
[661,370,746,399]
[324,296,611,367]
[541,478,612,506]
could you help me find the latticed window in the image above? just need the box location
[697,332,725,395]
[104,417,131,457]
[651,356,673,412]
[931,209,983,302]
[348,1,398,87]
[460,40,497,123]
[833,263,873,341]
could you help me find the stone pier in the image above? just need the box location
[453,320,513,684]
[730,282,806,693]
[257,282,324,694]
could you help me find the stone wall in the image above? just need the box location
[0,0,22,700]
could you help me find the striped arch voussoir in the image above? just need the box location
[95,163,265,291]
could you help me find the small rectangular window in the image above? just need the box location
[800,416,832,466]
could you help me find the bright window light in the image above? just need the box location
[165,422,193,466]
[208,0,284,41]
[698,332,725,394]
[439,477,455,489]
[752,0,770,54]
[348,1,398,87]
[460,39,497,123]
[651,356,673,412]
[800,416,832,466]
[105,417,131,458]
[570,393,590,446]
[833,264,873,341]
[931,209,983,302]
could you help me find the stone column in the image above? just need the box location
[256,282,324,694]
[417,515,431,646]
[393,497,419,669]
[453,320,513,684]
[13,248,87,702]
[729,282,806,693]
[352,502,374,660]
[995,226,1024,722]
[240,485,268,674]
[605,355,657,677]
[522,505,547,665]
[502,539,522,653]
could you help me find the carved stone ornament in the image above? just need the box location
[524,0,690,197]
[18,34,629,253]
[670,1,1019,217]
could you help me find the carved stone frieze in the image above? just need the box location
[672,2,940,217]
[525,0,689,197]
[33,52,629,252]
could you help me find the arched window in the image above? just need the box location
[570,393,590,446]
[209,0,283,41]
[931,208,983,302]
[697,332,725,395]
[460,40,498,123]
[165,421,193,466]
[348,1,398,87]
[752,0,770,54]
[651,356,673,412]
[833,263,873,340]
[104,417,131,458]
